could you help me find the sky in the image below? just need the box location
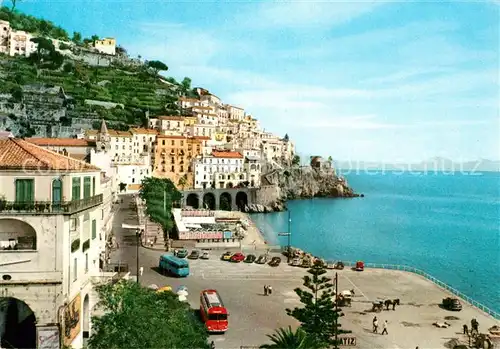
[7,0,500,162]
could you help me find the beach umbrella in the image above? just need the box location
[176,285,188,293]
[148,284,159,290]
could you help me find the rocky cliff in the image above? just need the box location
[246,166,361,213]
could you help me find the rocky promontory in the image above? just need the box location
[245,164,362,214]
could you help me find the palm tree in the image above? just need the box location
[260,326,312,349]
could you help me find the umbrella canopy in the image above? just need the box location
[156,286,172,293]
[178,294,188,302]
[148,284,159,290]
[177,290,188,297]
[176,285,188,293]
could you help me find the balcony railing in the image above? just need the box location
[0,194,103,215]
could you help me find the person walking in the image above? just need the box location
[210,340,215,349]
[463,324,469,335]
[381,320,388,335]
[139,266,144,276]
[264,285,268,296]
[268,285,273,295]
[373,317,378,333]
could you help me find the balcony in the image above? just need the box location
[0,194,103,215]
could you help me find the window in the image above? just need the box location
[132,169,135,174]
[171,166,174,172]
[15,179,34,203]
[73,258,78,281]
[180,166,184,172]
[171,140,175,146]
[180,140,184,146]
[162,140,165,145]
[83,177,91,198]
[72,177,81,200]
[132,178,135,183]
[92,219,97,239]
[85,253,88,273]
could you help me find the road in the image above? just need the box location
[109,195,499,349]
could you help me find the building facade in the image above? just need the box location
[0,138,104,349]
[93,38,116,55]
[193,151,246,189]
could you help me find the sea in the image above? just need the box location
[250,170,500,313]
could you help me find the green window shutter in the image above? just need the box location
[92,219,97,239]
[72,177,81,200]
[92,177,96,196]
[83,177,91,198]
[15,179,34,202]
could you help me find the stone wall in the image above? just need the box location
[255,185,281,206]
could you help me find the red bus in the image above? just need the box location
[199,289,228,333]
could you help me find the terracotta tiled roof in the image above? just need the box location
[190,136,210,140]
[159,116,184,121]
[212,150,243,159]
[26,138,95,147]
[108,130,132,137]
[0,138,101,172]
[179,97,199,102]
[85,130,98,136]
[128,184,141,190]
[130,128,158,135]
[157,135,187,139]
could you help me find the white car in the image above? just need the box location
[201,250,210,259]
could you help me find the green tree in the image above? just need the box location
[139,177,181,244]
[286,261,349,348]
[10,86,23,102]
[9,0,20,14]
[72,31,82,44]
[261,327,313,349]
[88,280,210,349]
[91,34,100,42]
[292,155,301,166]
[147,60,169,75]
[177,174,188,190]
[180,77,192,95]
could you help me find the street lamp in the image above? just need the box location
[333,271,339,349]
[136,228,143,284]
[278,210,292,263]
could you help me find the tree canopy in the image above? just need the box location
[139,177,181,240]
[260,326,312,349]
[147,60,169,75]
[286,261,350,348]
[88,281,209,349]
[292,155,301,166]
[29,37,64,69]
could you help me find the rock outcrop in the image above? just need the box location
[245,166,361,213]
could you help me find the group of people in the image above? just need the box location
[264,284,273,296]
[463,318,480,336]
[373,316,389,335]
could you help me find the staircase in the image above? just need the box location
[135,196,166,250]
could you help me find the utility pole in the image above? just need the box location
[277,210,292,263]
[164,189,170,251]
[136,228,141,284]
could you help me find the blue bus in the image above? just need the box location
[159,254,190,277]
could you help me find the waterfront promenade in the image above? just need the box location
[109,196,499,349]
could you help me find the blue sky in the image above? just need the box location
[8,0,500,162]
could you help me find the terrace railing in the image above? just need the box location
[0,194,103,215]
[340,261,500,320]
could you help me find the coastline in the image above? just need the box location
[214,210,268,247]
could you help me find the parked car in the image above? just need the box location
[221,251,232,261]
[269,257,281,267]
[175,249,188,258]
[442,297,462,311]
[291,257,301,266]
[231,252,245,263]
[256,254,268,264]
[188,250,200,259]
[200,250,210,259]
[326,260,336,269]
[334,261,345,270]
[244,254,256,263]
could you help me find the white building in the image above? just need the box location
[0,20,10,55]
[157,116,185,136]
[0,137,104,349]
[193,151,246,189]
[226,105,245,121]
[93,37,116,55]
[9,29,36,57]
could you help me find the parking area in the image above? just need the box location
[134,248,499,349]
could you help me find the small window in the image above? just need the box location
[85,253,88,273]
[171,166,174,172]
[162,140,165,145]
[171,140,175,146]
[92,219,97,239]
[73,258,78,281]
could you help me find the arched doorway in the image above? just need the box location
[0,219,37,251]
[0,297,36,349]
[186,193,199,209]
[83,294,90,339]
[219,192,232,211]
[202,193,216,210]
[236,192,248,211]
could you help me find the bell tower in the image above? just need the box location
[96,119,111,152]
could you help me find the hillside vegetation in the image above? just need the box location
[0,6,197,130]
